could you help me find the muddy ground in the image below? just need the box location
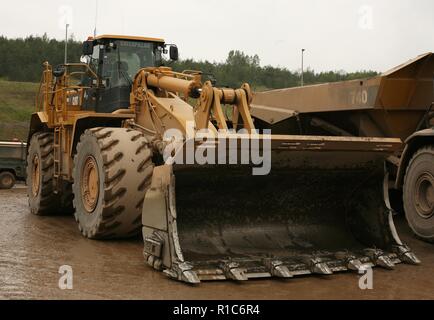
[0,186,433,300]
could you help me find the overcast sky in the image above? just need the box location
[1,0,433,72]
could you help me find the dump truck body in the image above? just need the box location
[251,52,434,242]
[26,35,419,284]
[252,52,434,141]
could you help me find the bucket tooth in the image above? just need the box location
[377,256,395,270]
[167,262,201,284]
[365,249,395,270]
[220,261,248,281]
[401,252,421,265]
[274,265,293,278]
[263,259,293,278]
[182,270,201,284]
[394,245,421,265]
[309,258,333,275]
[347,259,365,271]
[335,252,365,271]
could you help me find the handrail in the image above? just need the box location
[35,72,44,111]
[36,62,100,126]
[63,63,99,80]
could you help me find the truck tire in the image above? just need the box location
[0,171,16,189]
[403,146,434,243]
[27,132,74,215]
[72,128,154,239]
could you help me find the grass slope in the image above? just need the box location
[0,79,38,141]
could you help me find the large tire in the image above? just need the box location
[72,128,154,239]
[0,171,16,189]
[27,132,74,215]
[403,146,434,243]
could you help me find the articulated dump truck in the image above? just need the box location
[27,35,419,284]
[252,52,434,243]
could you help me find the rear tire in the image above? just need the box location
[0,172,16,189]
[27,132,74,215]
[72,128,154,239]
[403,146,434,243]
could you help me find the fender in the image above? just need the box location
[70,113,134,156]
[27,112,49,145]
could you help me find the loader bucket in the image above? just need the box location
[142,135,420,283]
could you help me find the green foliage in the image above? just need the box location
[0,33,82,82]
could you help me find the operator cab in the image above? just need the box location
[81,35,178,113]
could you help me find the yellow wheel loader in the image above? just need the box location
[252,53,434,243]
[27,35,419,284]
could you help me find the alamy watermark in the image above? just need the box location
[358,5,374,30]
[58,265,73,290]
[358,266,373,290]
[58,5,74,30]
[162,121,272,176]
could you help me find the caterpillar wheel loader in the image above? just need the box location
[251,53,434,243]
[27,35,419,284]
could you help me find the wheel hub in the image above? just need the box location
[81,156,100,213]
[31,155,40,196]
[415,172,434,219]
[2,174,12,186]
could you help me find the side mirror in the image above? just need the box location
[53,65,66,78]
[169,45,179,61]
[82,40,94,56]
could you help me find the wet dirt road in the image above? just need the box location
[1,186,433,300]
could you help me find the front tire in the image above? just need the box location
[403,146,434,243]
[72,128,154,239]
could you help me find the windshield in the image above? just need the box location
[102,40,163,87]
[118,40,162,76]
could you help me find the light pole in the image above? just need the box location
[64,23,70,64]
[301,48,306,87]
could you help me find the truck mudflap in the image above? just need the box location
[141,135,420,284]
